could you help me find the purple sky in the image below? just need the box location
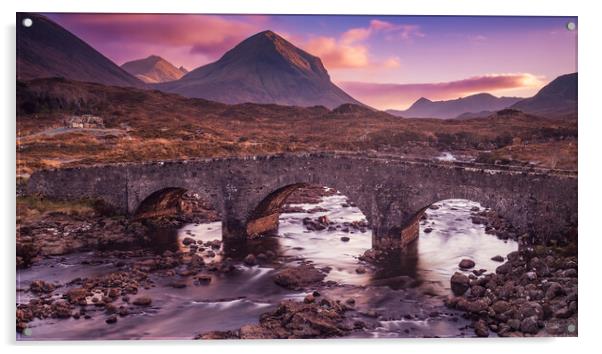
[46,14,577,109]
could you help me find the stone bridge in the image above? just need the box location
[27,153,578,249]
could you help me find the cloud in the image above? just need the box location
[48,14,264,66]
[49,14,417,71]
[305,36,370,68]
[339,73,545,110]
[382,57,401,68]
[302,19,422,69]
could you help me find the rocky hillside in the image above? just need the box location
[17,13,144,88]
[511,73,577,119]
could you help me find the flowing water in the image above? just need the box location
[17,192,518,340]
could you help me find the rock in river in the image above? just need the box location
[273,264,326,290]
[474,319,489,337]
[491,255,504,262]
[450,272,470,296]
[459,259,476,269]
[132,296,152,306]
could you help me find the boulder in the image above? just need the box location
[29,280,56,294]
[243,254,257,266]
[495,262,513,275]
[492,300,511,314]
[273,265,326,290]
[182,237,196,246]
[65,288,88,304]
[450,272,470,296]
[474,319,489,337]
[520,316,539,334]
[132,296,152,306]
[459,259,476,269]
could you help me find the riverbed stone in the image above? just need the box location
[520,316,539,334]
[132,296,152,306]
[491,255,504,262]
[450,272,470,296]
[273,265,326,290]
[243,254,257,266]
[29,280,56,294]
[459,259,476,269]
[474,319,489,337]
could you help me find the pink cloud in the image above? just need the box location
[305,36,370,68]
[382,57,401,68]
[339,73,544,110]
[397,25,426,40]
[302,19,422,69]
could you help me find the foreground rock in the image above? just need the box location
[16,193,220,268]
[445,244,578,337]
[17,269,155,333]
[273,264,326,290]
[459,259,476,269]
[196,297,352,339]
[450,272,470,296]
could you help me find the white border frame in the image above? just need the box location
[2,1,599,353]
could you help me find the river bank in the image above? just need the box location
[16,187,576,339]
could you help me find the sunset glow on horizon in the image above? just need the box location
[45,13,577,110]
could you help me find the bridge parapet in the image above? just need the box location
[27,153,577,248]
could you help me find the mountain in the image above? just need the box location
[387,93,522,119]
[155,30,363,108]
[121,55,188,83]
[17,13,144,88]
[511,73,577,119]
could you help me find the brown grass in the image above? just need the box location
[16,78,578,175]
[16,195,96,223]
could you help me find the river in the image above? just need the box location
[17,191,517,340]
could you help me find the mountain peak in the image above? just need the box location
[511,72,577,118]
[145,55,164,63]
[157,30,361,108]
[16,12,144,87]
[467,92,496,99]
[256,29,278,38]
[215,29,330,81]
[395,93,523,119]
[121,55,187,83]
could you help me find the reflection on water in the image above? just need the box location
[17,193,517,339]
[416,199,518,292]
[371,199,518,293]
[277,193,372,285]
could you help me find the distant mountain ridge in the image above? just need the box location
[16,13,576,118]
[121,55,188,83]
[16,13,144,88]
[511,73,577,119]
[387,93,522,119]
[155,30,363,109]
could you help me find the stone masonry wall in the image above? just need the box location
[27,153,578,249]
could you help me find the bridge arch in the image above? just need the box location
[134,187,188,219]
[245,183,373,241]
[133,184,221,223]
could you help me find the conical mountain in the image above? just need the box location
[121,55,188,83]
[156,30,363,108]
[17,13,144,88]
